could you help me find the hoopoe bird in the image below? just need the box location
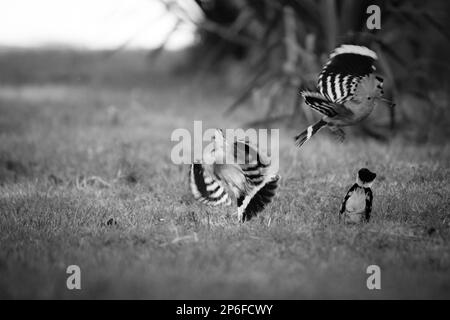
[339,168,376,224]
[295,44,391,147]
[189,129,279,222]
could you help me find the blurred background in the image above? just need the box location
[1,0,450,299]
[0,0,449,142]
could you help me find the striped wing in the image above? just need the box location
[237,174,280,222]
[301,91,339,117]
[318,45,378,103]
[189,164,231,206]
[233,140,272,186]
[189,131,280,221]
[234,140,280,221]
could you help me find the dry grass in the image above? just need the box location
[0,81,449,299]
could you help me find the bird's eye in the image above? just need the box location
[367,97,371,100]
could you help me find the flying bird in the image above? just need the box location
[189,129,279,222]
[339,168,376,224]
[295,44,391,147]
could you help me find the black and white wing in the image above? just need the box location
[237,174,280,222]
[339,183,358,215]
[301,91,339,117]
[301,91,353,118]
[189,163,232,206]
[233,140,280,221]
[189,134,280,221]
[233,140,271,186]
[318,44,378,103]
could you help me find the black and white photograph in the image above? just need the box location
[0,0,449,304]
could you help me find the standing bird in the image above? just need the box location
[339,168,376,224]
[295,44,390,147]
[189,129,280,222]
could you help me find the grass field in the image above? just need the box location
[0,80,449,299]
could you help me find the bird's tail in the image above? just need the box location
[294,119,327,147]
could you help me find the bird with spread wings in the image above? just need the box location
[295,44,391,147]
[189,129,279,222]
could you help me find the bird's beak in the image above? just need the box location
[378,97,395,108]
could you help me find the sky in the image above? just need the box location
[0,0,197,50]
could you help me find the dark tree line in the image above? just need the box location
[159,0,450,141]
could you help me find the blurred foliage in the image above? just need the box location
[162,0,450,142]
